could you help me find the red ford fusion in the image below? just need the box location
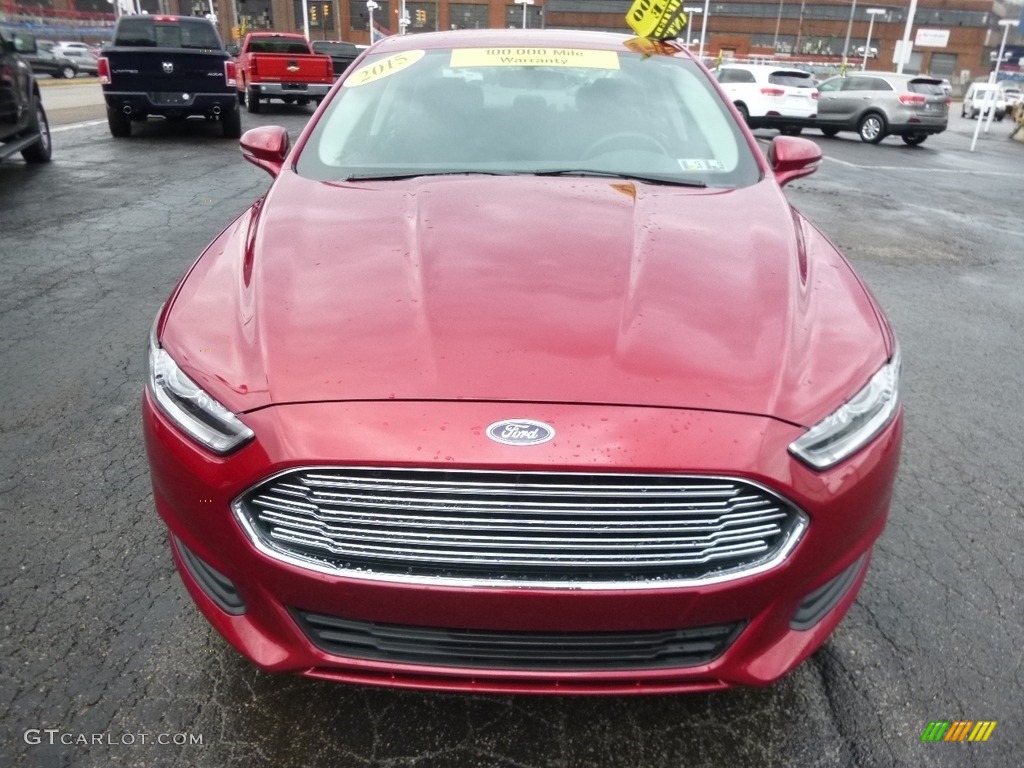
[143,29,903,694]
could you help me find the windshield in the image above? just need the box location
[295,45,761,189]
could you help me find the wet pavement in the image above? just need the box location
[1,107,1022,767]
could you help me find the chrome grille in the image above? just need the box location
[234,468,807,587]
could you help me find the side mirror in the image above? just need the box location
[240,126,290,178]
[768,136,822,187]
[225,44,239,57]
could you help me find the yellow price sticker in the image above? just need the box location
[450,48,619,70]
[344,50,425,87]
[625,0,688,41]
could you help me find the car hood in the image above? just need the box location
[163,172,887,427]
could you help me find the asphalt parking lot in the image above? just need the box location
[1,100,1022,767]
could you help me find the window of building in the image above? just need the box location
[407,2,437,32]
[449,3,489,30]
[351,0,392,32]
[506,3,543,28]
[294,1,336,32]
[928,52,958,77]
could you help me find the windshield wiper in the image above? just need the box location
[343,171,512,182]
[533,169,707,188]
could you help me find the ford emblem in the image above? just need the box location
[486,419,555,446]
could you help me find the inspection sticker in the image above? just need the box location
[344,50,425,87]
[678,158,727,172]
[450,48,620,70]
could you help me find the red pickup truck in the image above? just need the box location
[233,32,334,113]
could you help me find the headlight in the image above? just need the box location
[147,316,254,454]
[789,345,901,470]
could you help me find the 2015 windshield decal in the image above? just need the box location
[344,50,425,87]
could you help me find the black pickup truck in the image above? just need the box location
[0,28,51,163]
[98,15,240,138]
[310,40,362,79]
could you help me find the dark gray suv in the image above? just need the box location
[816,73,949,145]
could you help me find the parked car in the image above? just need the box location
[144,29,903,694]
[234,32,335,112]
[20,41,79,79]
[311,39,361,78]
[962,83,1007,120]
[54,45,97,75]
[711,63,818,134]
[0,29,52,162]
[1000,86,1023,106]
[54,41,92,56]
[816,72,949,144]
[98,14,241,138]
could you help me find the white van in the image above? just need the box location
[962,83,1007,120]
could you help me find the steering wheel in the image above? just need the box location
[583,131,668,160]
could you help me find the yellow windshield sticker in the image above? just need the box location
[345,50,425,87]
[450,48,620,70]
[625,0,688,41]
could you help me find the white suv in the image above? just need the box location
[712,64,818,134]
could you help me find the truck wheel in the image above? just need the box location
[296,98,309,106]
[20,99,52,163]
[221,105,242,139]
[245,87,261,114]
[237,90,245,106]
[107,107,132,138]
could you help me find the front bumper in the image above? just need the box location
[144,395,902,694]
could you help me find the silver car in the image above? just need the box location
[816,73,949,145]
[55,45,97,75]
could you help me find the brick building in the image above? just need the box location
[4,0,1021,83]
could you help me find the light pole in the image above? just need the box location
[773,0,784,51]
[841,0,858,68]
[971,18,1017,150]
[895,0,918,74]
[301,0,309,40]
[366,0,378,42]
[517,0,534,29]
[989,18,1017,84]
[795,0,806,56]
[860,9,884,70]
[683,7,701,51]
[860,8,884,70]
[698,0,710,60]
